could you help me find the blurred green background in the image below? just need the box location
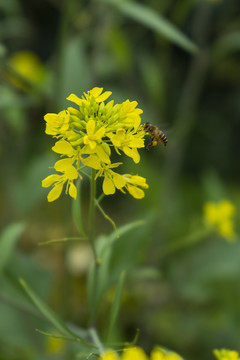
[1,0,240,359]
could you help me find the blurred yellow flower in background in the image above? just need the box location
[150,348,183,360]
[45,335,66,355]
[101,347,183,360]
[213,349,240,360]
[7,50,47,90]
[204,200,236,241]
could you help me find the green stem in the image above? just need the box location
[89,169,97,261]
[38,237,88,246]
[88,169,101,326]
[88,327,104,354]
[95,200,119,238]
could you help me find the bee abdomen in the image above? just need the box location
[159,132,168,146]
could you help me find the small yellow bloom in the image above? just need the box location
[42,158,78,202]
[101,350,120,360]
[83,119,106,149]
[150,348,183,360]
[119,100,143,131]
[44,110,70,136]
[45,336,66,355]
[67,87,112,107]
[204,200,237,242]
[8,50,47,90]
[122,174,149,199]
[109,128,144,163]
[213,349,240,360]
[121,347,148,360]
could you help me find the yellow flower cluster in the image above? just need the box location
[203,200,236,241]
[214,349,240,360]
[42,87,148,201]
[101,346,183,360]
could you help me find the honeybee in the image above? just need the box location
[143,122,168,149]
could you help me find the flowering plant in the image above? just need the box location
[42,87,148,202]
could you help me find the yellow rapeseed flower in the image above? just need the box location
[204,200,236,242]
[42,158,78,202]
[42,87,148,201]
[44,110,70,136]
[122,174,149,199]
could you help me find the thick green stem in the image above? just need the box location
[89,169,97,261]
[88,169,101,326]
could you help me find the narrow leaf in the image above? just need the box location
[106,271,126,340]
[98,0,198,53]
[101,220,145,252]
[36,329,95,348]
[39,236,88,246]
[19,279,79,338]
[0,222,25,273]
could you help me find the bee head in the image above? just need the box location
[143,122,150,131]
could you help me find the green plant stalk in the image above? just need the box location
[89,169,97,261]
[88,169,101,326]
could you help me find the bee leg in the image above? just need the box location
[146,140,153,150]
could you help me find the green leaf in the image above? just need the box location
[100,219,145,252]
[0,223,25,273]
[106,270,126,340]
[19,278,89,345]
[87,221,144,321]
[72,180,87,236]
[39,236,88,246]
[36,329,96,349]
[97,0,198,54]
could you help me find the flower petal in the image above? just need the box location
[54,158,74,172]
[112,172,126,189]
[86,119,95,136]
[94,126,105,139]
[126,184,145,199]
[65,165,78,180]
[91,87,103,98]
[52,139,75,155]
[42,174,60,188]
[69,182,77,199]
[103,177,115,195]
[123,146,140,163]
[47,183,64,202]
[67,94,83,106]
[96,145,110,164]
[95,91,112,102]
[82,155,101,169]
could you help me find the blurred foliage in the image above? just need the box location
[0,0,240,359]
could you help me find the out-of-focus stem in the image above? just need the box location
[163,3,213,218]
[89,169,97,262]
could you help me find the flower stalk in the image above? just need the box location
[89,169,97,262]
